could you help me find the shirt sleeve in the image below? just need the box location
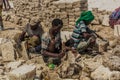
[37,25,44,38]
[41,34,49,51]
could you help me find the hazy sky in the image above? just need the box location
[88,0,120,11]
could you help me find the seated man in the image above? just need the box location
[41,18,65,65]
[66,11,96,53]
[14,17,44,53]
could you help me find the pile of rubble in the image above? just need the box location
[41,0,88,30]
[3,0,113,30]
[0,28,120,80]
[91,8,111,26]
[3,0,88,30]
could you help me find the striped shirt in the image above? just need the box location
[71,21,91,48]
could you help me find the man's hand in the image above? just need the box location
[58,52,65,58]
[83,32,91,39]
[71,48,77,53]
[65,46,71,50]
[70,48,79,57]
[89,36,96,43]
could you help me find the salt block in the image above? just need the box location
[8,64,36,80]
[21,41,31,60]
[114,25,120,37]
[102,15,110,26]
[0,41,15,61]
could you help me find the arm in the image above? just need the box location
[42,50,65,58]
[82,32,92,39]
[59,40,62,51]
[42,50,59,58]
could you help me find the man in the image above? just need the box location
[14,17,44,53]
[66,11,96,53]
[41,18,65,65]
[109,7,120,28]
[0,0,11,31]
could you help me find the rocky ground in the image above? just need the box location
[0,0,120,80]
[0,19,120,80]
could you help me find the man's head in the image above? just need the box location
[30,17,40,30]
[84,20,92,25]
[76,11,94,25]
[51,18,63,34]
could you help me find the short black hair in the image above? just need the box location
[52,18,63,27]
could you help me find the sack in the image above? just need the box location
[77,41,88,52]
[77,36,96,52]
